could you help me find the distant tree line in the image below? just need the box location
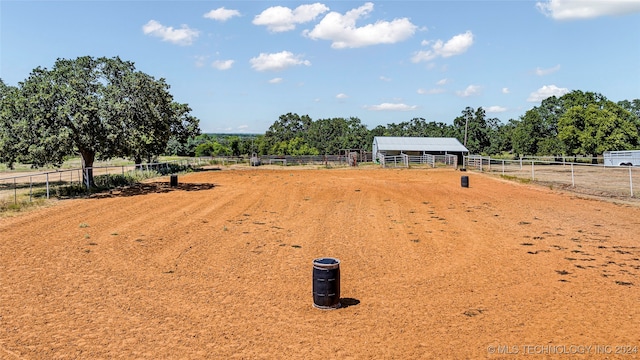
[2,55,639,177]
[180,90,639,159]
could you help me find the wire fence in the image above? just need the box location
[200,154,353,166]
[10,153,631,205]
[0,159,206,205]
[0,155,356,204]
[465,155,638,198]
[256,154,349,166]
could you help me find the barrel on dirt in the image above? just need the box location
[170,174,178,187]
[312,257,341,309]
[461,175,469,188]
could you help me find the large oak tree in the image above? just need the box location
[1,56,200,185]
[558,103,639,158]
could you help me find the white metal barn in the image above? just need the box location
[372,136,469,167]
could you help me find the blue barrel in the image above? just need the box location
[312,257,341,309]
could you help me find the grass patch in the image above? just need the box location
[0,196,49,216]
[1,159,198,217]
[500,174,532,184]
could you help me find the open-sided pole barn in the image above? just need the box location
[372,136,469,168]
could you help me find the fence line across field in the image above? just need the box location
[0,155,351,204]
[0,159,201,204]
[4,154,636,204]
[465,155,637,198]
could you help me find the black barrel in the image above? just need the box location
[312,257,341,309]
[170,174,178,187]
[461,175,469,188]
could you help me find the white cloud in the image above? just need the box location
[536,0,640,20]
[204,7,241,21]
[253,3,329,32]
[250,51,311,71]
[194,55,209,68]
[535,64,561,76]
[417,88,445,95]
[456,84,481,97]
[269,77,284,84]
[379,76,392,82]
[238,125,249,130]
[436,78,449,86]
[486,106,507,113]
[502,87,510,94]
[142,20,199,46]
[336,93,349,99]
[412,31,474,63]
[365,103,418,111]
[304,2,417,48]
[527,84,570,102]
[212,60,234,70]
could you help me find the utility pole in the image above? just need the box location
[464,117,469,147]
[462,116,469,171]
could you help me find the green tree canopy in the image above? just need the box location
[0,79,25,166]
[509,90,633,157]
[558,103,639,157]
[269,137,319,156]
[1,56,200,184]
[263,113,312,149]
[383,117,456,138]
[305,117,369,154]
[453,107,497,154]
[617,99,640,120]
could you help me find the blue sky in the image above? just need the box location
[2,1,639,133]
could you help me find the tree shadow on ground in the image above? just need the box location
[90,182,217,198]
[193,166,222,172]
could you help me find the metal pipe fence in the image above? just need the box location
[465,155,637,198]
[258,155,348,166]
[380,153,457,169]
[0,155,357,204]
[0,159,199,204]
[380,154,409,168]
[205,155,350,166]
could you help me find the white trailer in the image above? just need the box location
[603,150,640,166]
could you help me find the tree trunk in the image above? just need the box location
[134,156,143,170]
[80,150,96,188]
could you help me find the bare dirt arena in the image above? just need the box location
[1,167,639,359]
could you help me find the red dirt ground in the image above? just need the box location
[1,168,639,359]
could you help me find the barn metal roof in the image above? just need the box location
[373,136,469,152]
